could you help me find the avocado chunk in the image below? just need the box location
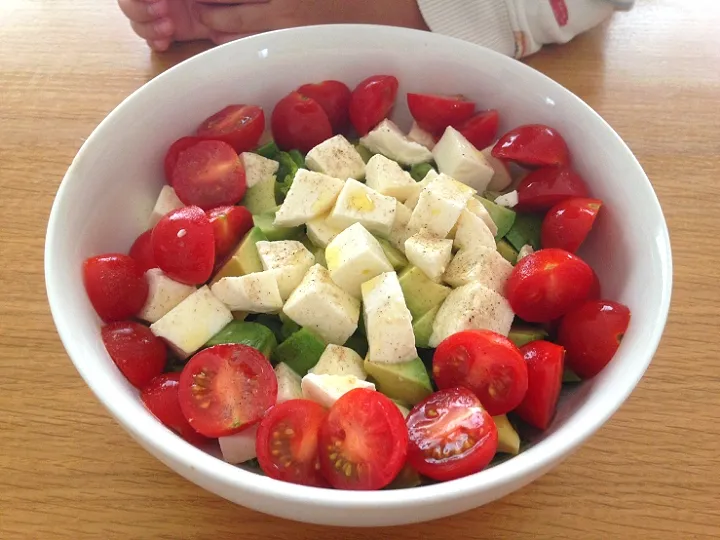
[508,325,548,348]
[497,239,519,265]
[413,305,439,348]
[211,226,267,284]
[205,321,277,358]
[399,266,451,320]
[271,328,326,375]
[409,162,436,183]
[255,141,280,160]
[313,246,327,267]
[243,175,277,215]
[253,210,303,241]
[476,196,516,239]
[344,332,369,358]
[279,312,301,341]
[288,149,305,168]
[377,237,409,270]
[505,212,543,251]
[253,314,284,343]
[363,357,433,406]
[563,368,582,383]
[493,415,520,455]
[385,463,422,489]
[355,143,375,163]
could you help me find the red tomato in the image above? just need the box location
[588,270,602,300]
[297,80,352,133]
[515,341,565,430]
[349,75,399,136]
[83,254,148,322]
[406,387,498,481]
[101,321,166,388]
[505,248,595,323]
[164,136,203,185]
[152,206,215,285]
[196,105,265,154]
[433,330,528,416]
[558,300,631,379]
[129,229,157,272]
[456,110,500,150]
[492,124,570,167]
[541,198,603,253]
[256,399,328,487]
[515,166,590,212]
[207,205,253,260]
[178,344,277,438]
[271,91,333,153]
[407,93,475,134]
[141,373,208,446]
[318,388,407,490]
[172,140,246,210]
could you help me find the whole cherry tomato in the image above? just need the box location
[271,91,333,153]
[514,341,565,430]
[207,205,253,260]
[164,136,204,185]
[457,110,500,150]
[196,105,265,154]
[102,321,166,388]
[349,75,399,136]
[297,80,352,133]
[128,229,157,272]
[407,93,475,134]
[83,254,148,322]
[492,124,570,167]
[541,198,603,253]
[515,166,590,212]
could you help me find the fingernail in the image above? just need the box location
[154,18,173,36]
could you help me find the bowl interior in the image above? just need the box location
[45,25,671,525]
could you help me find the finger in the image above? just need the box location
[196,4,273,34]
[118,0,168,23]
[209,31,259,45]
[147,38,172,51]
[130,17,174,40]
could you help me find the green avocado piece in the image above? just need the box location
[409,162,436,183]
[243,175,278,215]
[288,149,305,168]
[278,312,301,341]
[377,238,408,270]
[211,227,267,285]
[399,266,451,320]
[205,321,277,358]
[477,196,516,239]
[355,143,375,164]
[563,368,582,383]
[497,239,519,265]
[344,332,369,358]
[313,246,327,267]
[363,357,433,406]
[253,211,303,241]
[508,325,549,348]
[505,212,543,251]
[413,305,439,349]
[252,314,284,343]
[493,415,520,455]
[271,328,326,375]
[385,463,422,489]
[255,141,280,160]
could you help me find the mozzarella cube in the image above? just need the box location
[407,173,475,239]
[138,269,196,324]
[275,362,303,403]
[495,190,519,208]
[387,202,414,253]
[433,127,494,192]
[362,272,417,364]
[325,223,393,298]
[309,345,366,380]
[443,247,514,291]
[405,169,439,210]
[429,282,514,347]
[360,119,433,166]
[306,214,343,248]
[282,264,360,345]
[467,197,499,236]
[150,286,232,359]
[219,424,258,464]
[256,240,315,300]
[453,209,497,252]
[404,234,453,282]
[210,272,283,313]
[365,154,417,201]
[327,178,396,237]
[274,169,344,227]
[407,121,436,150]
[517,244,535,261]
[241,152,280,188]
[481,147,513,191]
[301,373,375,409]
[148,185,184,227]
[306,134,366,180]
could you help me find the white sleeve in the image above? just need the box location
[417,0,634,58]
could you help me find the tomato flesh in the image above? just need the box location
[457,110,500,150]
[515,341,565,430]
[102,321,166,388]
[515,166,590,212]
[207,205,253,260]
[196,105,265,154]
[271,91,333,153]
[492,124,570,167]
[297,80,352,134]
[142,373,208,445]
[164,136,204,185]
[558,300,631,379]
[349,75,399,136]
[541,198,602,253]
[433,330,528,416]
[129,229,157,272]
[407,93,475,134]
[256,399,329,487]
[318,388,407,490]
[406,387,498,481]
[178,344,277,438]
[83,254,148,322]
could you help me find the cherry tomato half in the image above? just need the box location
[297,80,352,134]
[318,388,408,490]
[141,373,208,446]
[505,248,595,323]
[492,124,570,167]
[102,321,166,388]
[457,110,500,150]
[152,206,215,285]
[83,254,148,322]
[541,198,603,253]
[207,205,253,261]
[178,344,277,438]
[196,105,265,154]
[407,93,475,134]
[271,91,333,153]
[433,330,528,416]
[129,229,157,272]
[558,300,631,379]
[515,166,590,212]
[515,341,565,430]
[164,136,204,185]
[349,75,399,136]
[256,399,328,487]
[172,140,246,210]
[406,387,498,482]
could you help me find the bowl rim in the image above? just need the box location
[45,24,673,510]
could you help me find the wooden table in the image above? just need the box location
[2,0,719,537]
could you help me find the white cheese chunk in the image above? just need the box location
[407,121,436,150]
[407,173,475,238]
[274,169,344,227]
[365,154,417,202]
[275,362,303,403]
[256,240,315,300]
[138,269,196,324]
[219,424,258,464]
[404,169,439,210]
[148,185,184,228]
[210,272,283,313]
[241,152,280,188]
[387,201,414,253]
[360,119,433,166]
[517,244,535,261]
[495,190,519,208]
[327,178,396,237]
[306,213,343,248]
[309,345,366,380]
[481,146,513,192]
[467,197,499,236]
[404,234,453,282]
[433,127,495,192]
[306,134,366,180]
[443,246,514,292]
[301,373,375,409]
[453,209,497,252]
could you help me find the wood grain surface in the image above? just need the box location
[2,0,719,538]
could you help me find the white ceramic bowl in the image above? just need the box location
[45,25,672,527]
